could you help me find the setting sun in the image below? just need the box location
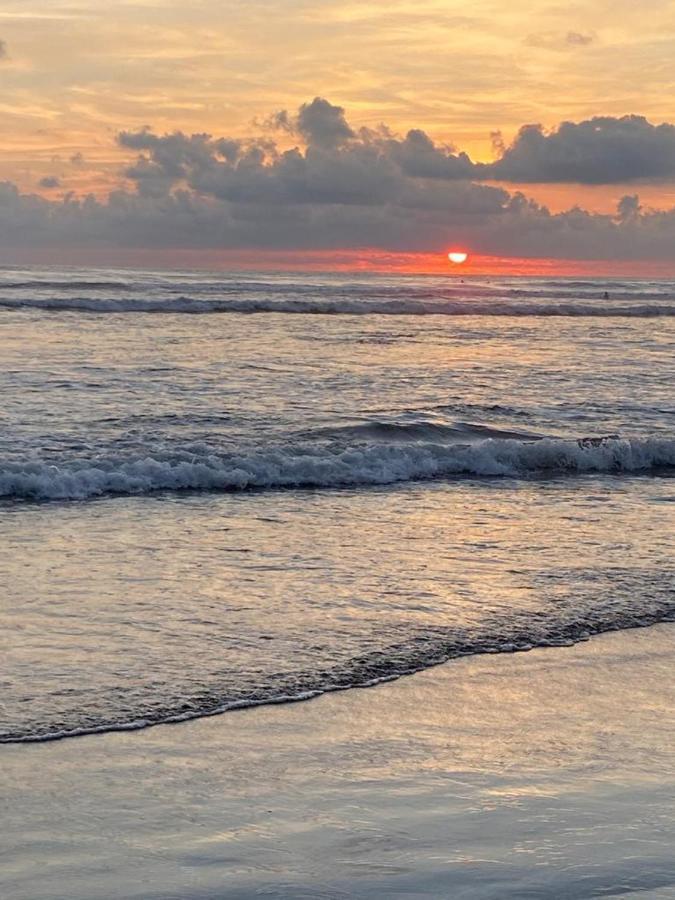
[448,251,468,265]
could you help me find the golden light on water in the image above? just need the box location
[448,251,468,265]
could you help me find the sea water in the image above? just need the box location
[1,266,674,742]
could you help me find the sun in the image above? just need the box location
[448,251,468,265]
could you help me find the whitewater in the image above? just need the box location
[1,266,674,743]
[3,434,675,502]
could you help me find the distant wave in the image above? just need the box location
[2,434,674,502]
[2,294,675,316]
[0,280,135,291]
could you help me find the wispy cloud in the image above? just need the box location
[526,30,596,50]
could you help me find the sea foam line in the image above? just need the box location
[2,436,674,502]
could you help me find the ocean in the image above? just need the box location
[2,266,674,744]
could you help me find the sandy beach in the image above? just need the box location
[3,624,674,899]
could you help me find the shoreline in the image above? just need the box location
[3,612,674,747]
[3,623,675,899]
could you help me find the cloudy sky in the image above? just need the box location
[2,0,675,269]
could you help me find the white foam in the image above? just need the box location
[2,436,674,501]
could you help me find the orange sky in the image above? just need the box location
[3,246,674,278]
[2,0,675,210]
[2,1,675,271]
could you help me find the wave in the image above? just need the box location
[2,273,674,297]
[303,421,545,442]
[10,295,675,316]
[5,602,675,744]
[0,279,135,291]
[2,294,675,317]
[2,434,674,502]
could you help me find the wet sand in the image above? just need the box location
[2,625,675,899]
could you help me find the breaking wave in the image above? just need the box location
[2,293,675,316]
[2,434,674,502]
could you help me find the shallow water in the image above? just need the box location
[1,267,674,741]
[3,628,675,900]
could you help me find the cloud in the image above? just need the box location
[265,104,675,186]
[0,39,7,59]
[38,176,61,189]
[5,173,675,262]
[526,31,595,50]
[386,129,475,180]
[3,99,675,262]
[118,108,482,206]
[296,97,355,149]
[262,98,356,150]
[482,115,675,184]
[617,193,641,221]
[565,31,594,46]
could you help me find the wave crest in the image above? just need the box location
[2,435,674,502]
[2,294,675,317]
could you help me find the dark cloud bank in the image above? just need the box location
[2,98,675,261]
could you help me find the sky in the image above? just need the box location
[1,0,675,271]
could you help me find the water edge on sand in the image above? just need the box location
[2,624,675,900]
